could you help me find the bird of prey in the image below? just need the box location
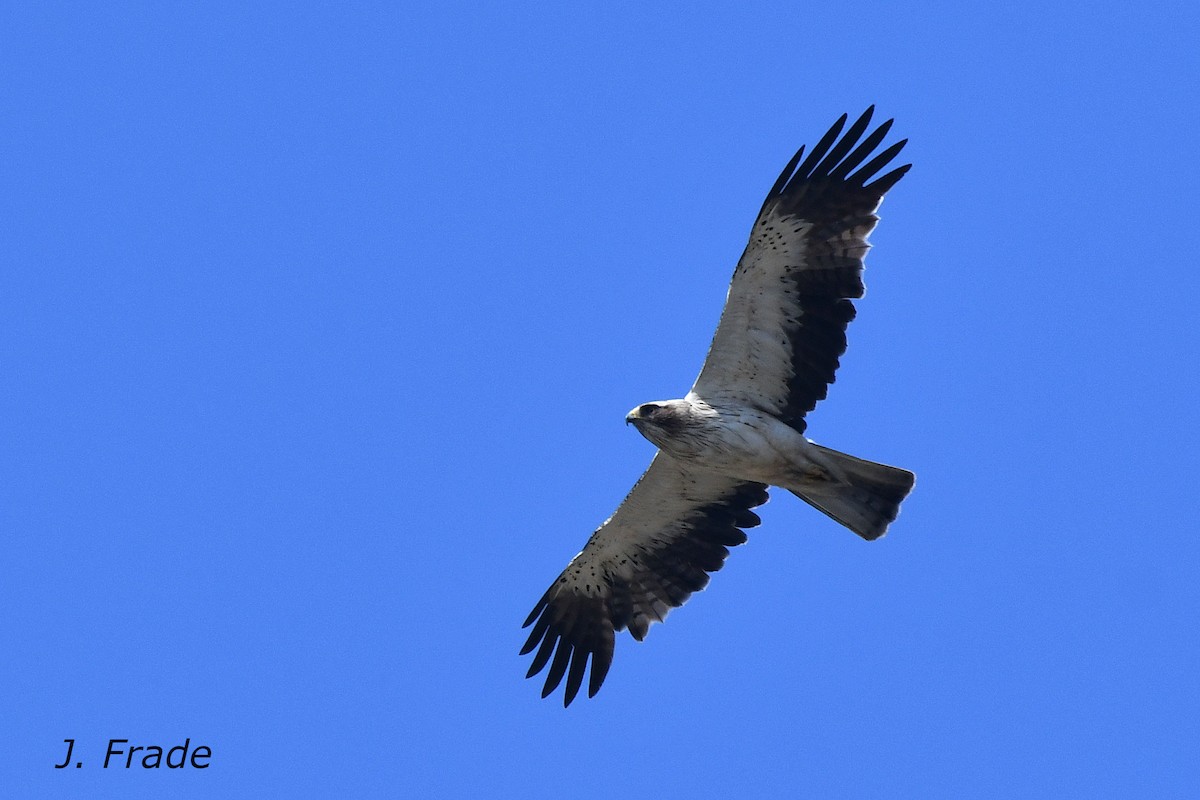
[521,107,915,706]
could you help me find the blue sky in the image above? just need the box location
[4,2,1199,797]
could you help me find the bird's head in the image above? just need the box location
[625,399,691,447]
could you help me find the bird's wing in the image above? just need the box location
[690,107,910,432]
[521,454,768,706]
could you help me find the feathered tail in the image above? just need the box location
[788,443,915,540]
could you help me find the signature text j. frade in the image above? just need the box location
[54,738,211,769]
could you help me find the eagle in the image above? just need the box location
[521,107,915,706]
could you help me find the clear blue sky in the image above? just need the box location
[4,2,1198,797]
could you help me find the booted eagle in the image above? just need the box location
[521,108,915,706]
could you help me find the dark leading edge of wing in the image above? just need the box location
[757,106,909,430]
[520,479,769,707]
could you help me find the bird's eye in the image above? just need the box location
[639,404,660,416]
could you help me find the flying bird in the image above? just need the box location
[521,107,915,706]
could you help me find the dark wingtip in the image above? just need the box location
[519,612,550,656]
[765,145,806,202]
[849,137,910,190]
[811,107,875,177]
[541,638,572,699]
[521,593,549,628]
[562,649,588,707]
[524,630,557,675]
[794,112,849,177]
[868,162,912,195]
[588,653,611,699]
